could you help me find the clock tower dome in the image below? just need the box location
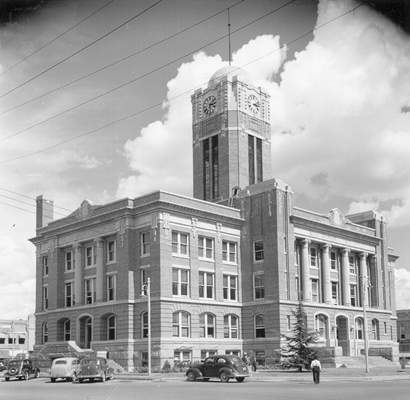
[191,66,272,204]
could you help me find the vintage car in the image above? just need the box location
[50,357,80,382]
[4,359,40,381]
[186,355,249,383]
[74,357,113,383]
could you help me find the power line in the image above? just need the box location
[0,0,245,118]
[0,0,115,76]
[0,0,297,142]
[0,200,36,215]
[0,187,72,212]
[0,0,164,99]
[0,2,362,165]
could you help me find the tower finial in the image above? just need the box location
[227,8,232,66]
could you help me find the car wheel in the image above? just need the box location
[236,377,245,383]
[24,372,29,381]
[186,371,196,381]
[219,372,230,383]
[51,377,56,383]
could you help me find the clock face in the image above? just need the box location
[203,95,217,116]
[248,94,260,114]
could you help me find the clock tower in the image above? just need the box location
[191,66,272,204]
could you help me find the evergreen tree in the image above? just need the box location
[280,302,318,371]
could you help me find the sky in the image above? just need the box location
[0,0,409,319]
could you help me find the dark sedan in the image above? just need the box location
[74,357,113,383]
[186,355,249,383]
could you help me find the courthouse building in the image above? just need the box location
[31,66,399,370]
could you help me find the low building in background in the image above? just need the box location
[0,315,35,359]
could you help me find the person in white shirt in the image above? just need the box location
[310,356,321,384]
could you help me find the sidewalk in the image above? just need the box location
[114,366,410,383]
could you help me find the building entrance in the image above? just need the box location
[336,316,349,356]
[78,316,92,349]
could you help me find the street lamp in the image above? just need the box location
[142,277,151,376]
[361,274,369,373]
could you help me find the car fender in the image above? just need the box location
[218,367,235,378]
[186,367,203,379]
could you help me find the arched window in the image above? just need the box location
[371,319,379,340]
[172,311,190,337]
[224,314,239,339]
[141,312,148,338]
[255,315,265,338]
[42,322,48,344]
[107,315,116,340]
[355,317,364,339]
[64,320,71,341]
[200,313,215,338]
[315,314,328,339]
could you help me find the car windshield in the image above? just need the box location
[54,360,67,365]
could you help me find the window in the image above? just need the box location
[174,350,191,363]
[223,275,237,301]
[294,243,300,266]
[0,338,4,344]
[255,315,265,338]
[224,314,239,338]
[316,314,328,339]
[254,273,265,299]
[140,231,151,257]
[85,246,94,267]
[200,313,215,338]
[141,352,148,367]
[107,240,116,263]
[222,241,237,263]
[311,279,319,302]
[84,278,96,304]
[330,250,337,270]
[42,255,48,276]
[18,337,25,345]
[384,322,387,335]
[295,276,301,300]
[356,318,364,339]
[142,312,148,338]
[172,231,189,256]
[201,350,217,360]
[254,241,264,261]
[199,271,214,299]
[107,315,116,340]
[172,311,190,337]
[140,269,149,296]
[371,319,379,340]
[172,268,189,296]
[65,250,72,271]
[42,286,48,310]
[331,282,338,305]
[107,274,116,301]
[42,323,48,344]
[198,236,214,260]
[65,282,73,307]
[310,247,318,267]
[350,284,358,307]
[349,254,358,275]
[225,350,240,356]
[286,315,291,331]
[64,320,71,341]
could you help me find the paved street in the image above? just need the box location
[1,376,410,400]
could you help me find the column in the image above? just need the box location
[360,252,368,307]
[74,243,82,305]
[322,244,331,304]
[95,238,104,302]
[301,239,311,301]
[341,249,350,306]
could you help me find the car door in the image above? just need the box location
[202,357,217,377]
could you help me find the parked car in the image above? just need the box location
[4,359,40,381]
[0,359,8,372]
[74,357,113,383]
[50,357,79,382]
[186,355,249,383]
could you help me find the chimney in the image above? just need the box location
[36,195,54,229]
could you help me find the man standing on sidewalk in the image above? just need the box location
[310,356,321,384]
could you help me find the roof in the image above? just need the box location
[208,65,253,86]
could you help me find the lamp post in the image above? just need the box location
[362,274,369,373]
[142,277,151,376]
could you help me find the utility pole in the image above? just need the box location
[142,277,151,376]
[362,274,369,373]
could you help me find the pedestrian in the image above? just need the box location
[310,356,321,384]
[242,352,250,366]
[250,355,257,372]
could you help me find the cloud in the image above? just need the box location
[395,268,410,310]
[0,279,35,320]
[117,35,285,199]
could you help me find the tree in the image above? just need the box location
[280,302,318,371]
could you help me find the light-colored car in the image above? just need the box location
[50,357,79,382]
